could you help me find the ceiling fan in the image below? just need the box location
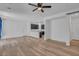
[28,3,52,13]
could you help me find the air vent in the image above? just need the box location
[66,11,79,15]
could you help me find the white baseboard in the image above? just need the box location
[1,34,27,40]
[46,38,71,46]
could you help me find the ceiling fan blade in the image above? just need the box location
[41,9,44,13]
[42,6,51,8]
[33,8,38,12]
[28,3,37,7]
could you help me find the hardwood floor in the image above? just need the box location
[0,36,79,56]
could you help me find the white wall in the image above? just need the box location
[46,16,70,42]
[24,21,39,38]
[26,21,45,38]
[45,20,51,39]
[0,11,44,39]
[1,17,29,39]
[0,11,31,39]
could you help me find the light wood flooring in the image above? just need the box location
[0,36,79,56]
[70,39,79,46]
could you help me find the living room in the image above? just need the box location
[0,2,79,56]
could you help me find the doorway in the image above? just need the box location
[0,17,2,39]
[70,14,79,46]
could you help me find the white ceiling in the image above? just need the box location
[0,3,79,20]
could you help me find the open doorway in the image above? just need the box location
[39,31,45,39]
[69,13,79,46]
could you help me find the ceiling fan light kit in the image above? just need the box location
[38,7,42,10]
